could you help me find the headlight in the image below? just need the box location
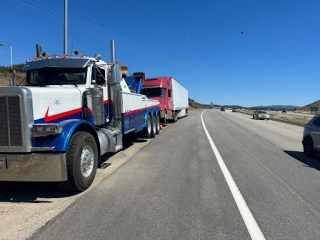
[33,124,63,136]
[34,125,45,132]
[258,115,262,117]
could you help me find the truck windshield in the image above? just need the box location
[140,88,163,97]
[26,67,87,86]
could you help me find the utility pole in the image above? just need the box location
[110,37,115,64]
[10,44,16,86]
[64,0,68,54]
[0,43,16,86]
[10,44,12,69]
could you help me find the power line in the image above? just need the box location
[78,0,163,56]
[29,0,140,46]
[6,0,118,42]
[54,0,163,56]
[6,0,122,57]
[82,0,122,8]
[6,0,63,24]
[5,0,163,59]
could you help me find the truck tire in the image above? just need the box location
[155,115,160,135]
[303,137,315,157]
[162,112,167,125]
[143,115,152,138]
[151,115,157,138]
[59,131,98,192]
[172,113,178,123]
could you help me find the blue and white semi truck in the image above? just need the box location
[0,38,160,192]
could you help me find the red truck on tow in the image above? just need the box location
[141,76,189,124]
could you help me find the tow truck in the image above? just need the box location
[0,38,160,192]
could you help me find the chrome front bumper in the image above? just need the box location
[257,115,269,119]
[0,153,67,182]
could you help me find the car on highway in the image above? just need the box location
[232,108,238,112]
[220,107,225,111]
[282,109,287,113]
[253,110,270,120]
[302,114,320,157]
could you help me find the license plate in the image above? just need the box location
[0,157,7,169]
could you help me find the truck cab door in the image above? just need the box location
[91,66,109,123]
[167,89,173,118]
[162,88,166,107]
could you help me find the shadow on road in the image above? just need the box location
[284,150,320,171]
[0,182,74,203]
[100,133,147,167]
[0,134,149,203]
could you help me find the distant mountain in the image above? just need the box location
[194,103,299,110]
[202,103,246,109]
[249,105,299,110]
[224,105,245,109]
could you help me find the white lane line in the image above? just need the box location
[201,110,266,240]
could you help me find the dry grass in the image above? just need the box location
[188,99,207,109]
[241,110,255,115]
[294,110,316,115]
[0,72,26,86]
[270,115,309,125]
[239,110,308,125]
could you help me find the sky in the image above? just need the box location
[0,0,320,107]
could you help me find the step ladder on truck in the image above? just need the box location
[0,38,160,192]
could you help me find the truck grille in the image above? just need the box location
[0,96,23,146]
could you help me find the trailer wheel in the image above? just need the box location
[172,113,178,123]
[155,115,160,135]
[162,112,167,124]
[163,114,167,124]
[151,115,157,138]
[59,131,98,192]
[143,115,152,138]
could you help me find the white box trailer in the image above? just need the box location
[171,77,188,120]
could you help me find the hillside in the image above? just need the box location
[188,98,208,109]
[295,100,320,114]
[0,64,26,86]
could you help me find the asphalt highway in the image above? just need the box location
[30,110,320,240]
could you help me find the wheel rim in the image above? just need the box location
[157,116,160,132]
[147,117,151,134]
[80,145,94,178]
[153,117,156,133]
